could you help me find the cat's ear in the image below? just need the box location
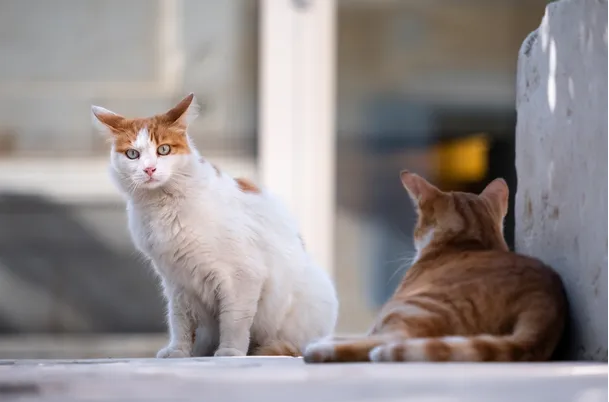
[91,106,125,136]
[162,93,200,128]
[481,178,509,218]
[400,170,441,205]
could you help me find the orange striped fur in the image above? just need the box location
[304,171,567,363]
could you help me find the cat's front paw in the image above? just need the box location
[214,347,245,357]
[156,345,192,358]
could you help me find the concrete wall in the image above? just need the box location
[515,0,607,361]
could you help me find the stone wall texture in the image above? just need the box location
[515,0,608,361]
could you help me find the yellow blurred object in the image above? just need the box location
[434,134,489,182]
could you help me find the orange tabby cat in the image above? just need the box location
[304,171,567,362]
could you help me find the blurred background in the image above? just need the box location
[0,0,548,358]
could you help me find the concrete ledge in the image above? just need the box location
[0,358,605,401]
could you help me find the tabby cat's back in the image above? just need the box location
[304,171,566,363]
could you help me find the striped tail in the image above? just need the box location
[253,340,301,357]
[304,315,561,363]
[304,334,542,363]
[369,334,533,362]
[369,312,562,362]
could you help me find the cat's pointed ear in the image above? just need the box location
[400,170,441,205]
[91,106,125,136]
[163,93,200,127]
[481,178,509,218]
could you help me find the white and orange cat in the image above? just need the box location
[91,94,338,357]
[304,171,567,362]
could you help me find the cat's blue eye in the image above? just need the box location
[125,149,140,160]
[157,144,171,156]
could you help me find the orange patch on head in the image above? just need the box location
[235,177,260,193]
[98,116,191,155]
[148,120,191,155]
[92,93,198,156]
[110,124,140,154]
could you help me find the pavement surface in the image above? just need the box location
[0,357,606,402]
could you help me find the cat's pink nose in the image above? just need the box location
[144,167,156,177]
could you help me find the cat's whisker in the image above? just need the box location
[386,254,415,285]
[384,254,414,265]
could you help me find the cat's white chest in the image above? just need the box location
[127,200,215,273]
[127,197,230,316]
[128,205,173,255]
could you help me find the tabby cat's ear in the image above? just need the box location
[162,93,200,128]
[91,106,125,136]
[481,178,509,218]
[400,170,441,205]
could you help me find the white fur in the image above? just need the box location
[303,338,337,362]
[385,303,429,319]
[178,97,201,126]
[412,228,435,263]
[369,336,475,362]
[368,344,387,362]
[91,106,118,132]
[93,107,338,357]
[369,338,428,362]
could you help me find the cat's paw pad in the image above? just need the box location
[303,341,336,363]
[214,347,245,357]
[156,345,191,358]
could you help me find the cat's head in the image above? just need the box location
[91,94,200,192]
[400,171,509,256]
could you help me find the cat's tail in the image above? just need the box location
[304,334,538,363]
[253,340,301,357]
[370,309,563,362]
[304,311,562,363]
[368,334,532,362]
